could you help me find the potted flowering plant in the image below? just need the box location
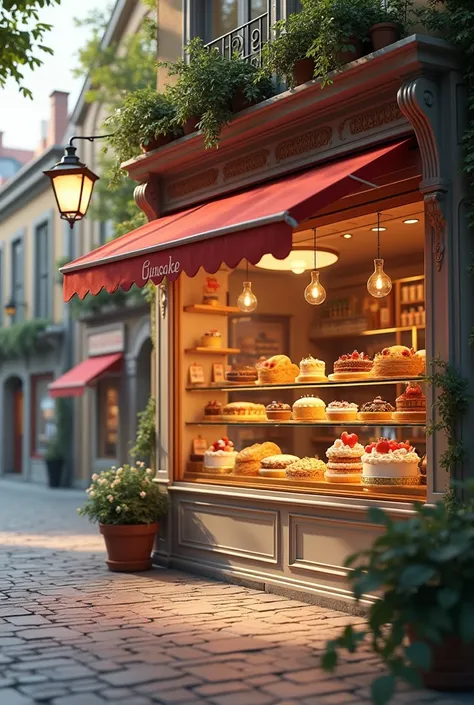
[78,462,169,572]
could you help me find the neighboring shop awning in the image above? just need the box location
[61,139,411,301]
[48,353,123,398]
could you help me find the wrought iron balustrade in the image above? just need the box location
[205,12,269,67]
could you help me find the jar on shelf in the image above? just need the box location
[400,310,409,327]
[416,283,424,301]
[409,285,417,301]
[406,308,416,326]
[401,286,409,302]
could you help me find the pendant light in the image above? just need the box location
[367,211,392,298]
[237,261,257,312]
[304,228,327,305]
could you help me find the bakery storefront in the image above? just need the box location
[60,37,472,604]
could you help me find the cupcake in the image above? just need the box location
[265,401,292,421]
[358,396,394,422]
[326,400,358,422]
[204,400,223,420]
[292,396,326,421]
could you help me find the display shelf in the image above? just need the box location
[186,376,425,392]
[186,420,426,428]
[361,325,424,336]
[185,347,241,355]
[310,325,424,342]
[400,299,425,307]
[184,304,241,316]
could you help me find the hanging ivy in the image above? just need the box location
[0,320,50,360]
[130,396,156,466]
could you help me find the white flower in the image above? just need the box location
[90,491,95,498]
[107,495,114,502]
[146,468,153,475]
[131,467,138,473]
[92,473,99,481]
[111,465,116,470]
[138,461,145,468]
[139,491,146,498]
[76,508,81,513]
[116,506,122,513]
[99,478,107,486]
[86,487,91,494]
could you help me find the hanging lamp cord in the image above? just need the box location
[246,260,249,280]
[313,228,317,270]
[377,211,381,259]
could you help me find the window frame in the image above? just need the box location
[32,210,53,320]
[186,0,270,44]
[10,231,25,324]
[30,373,54,459]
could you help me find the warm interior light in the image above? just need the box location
[44,145,99,228]
[403,219,419,224]
[367,258,392,298]
[256,248,338,272]
[371,226,386,232]
[237,281,257,313]
[342,233,352,239]
[304,270,326,305]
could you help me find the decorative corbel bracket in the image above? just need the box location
[134,176,161,221]
[158,282,167,319]
[425,192,446,272]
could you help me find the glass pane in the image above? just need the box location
[98,380,119,459]
[212,1,238,38]
[250,0,266,18]
[36,380,54,455]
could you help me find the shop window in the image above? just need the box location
[34,221,50,319]
[11,236,24,323]
[31,374,54,457]
[97,379,120,459]
[180,202,427,502]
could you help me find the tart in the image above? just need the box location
[204,400,223,421]
[235,442,281,476]
[259,454,299,477]
[326,400,358,422]
[329,351,373,381]
[292,396,326,421]
[221,402,266,422]
[200,329,222,348]
[285,457,327,480]
[372,345,424,378]
[358,396,394,422]
[265,401,292,421]
[225,365,257,384]
[361,438,421,487]
[296,355,327,383]
[256,355,299,385]
[203,437,237,474]
[325,432,364,483]
[393,382,426,422]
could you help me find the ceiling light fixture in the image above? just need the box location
[403,218,419,224]
[256,246,338,274]
[342,233,352,239]
[304,228,327,305]
[367,211,392,299]
[371,225,386,232]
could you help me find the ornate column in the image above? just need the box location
[398,71,474,497]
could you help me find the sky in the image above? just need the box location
[0,0,111,150]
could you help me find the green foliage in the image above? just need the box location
[162,38,273,148]
[104,88,180,186]
[45,397,72,462]
[0,319,49,359]
[78,462,169,525]
[322,487,474,704]
[0,0,60,97]
[130,396,156,466]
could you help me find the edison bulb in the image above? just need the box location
[367,258,392,298]
[290,259,306,274]
[304,270,326,305]
[237,281,257,312]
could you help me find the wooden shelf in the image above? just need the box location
[184,304,241,316]
[187,376,425,392]
[361,325,425,336]
[186,420,426,428]
[185,347,241,355]
[400,300,425,307]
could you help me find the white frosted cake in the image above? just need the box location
[362,439,421,487]
[296,355,327,383]
[203,438,237,474]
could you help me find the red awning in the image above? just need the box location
[61,140,411,301]
[48,353,122,398]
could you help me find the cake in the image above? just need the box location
[326,400,358,422]
[256,355,299,385]
[204,401,223,420]
[200,329,222,348]
[203,276,220,306]
[358,396,394,422]
[325,432,365,483]
[235,442,281,476]
[221,402,266,422]
[372,346,424,378]
[361,438,421,487]
[292,396,326,421]
[259,454,299,477]
[296,355,327,383]
[415,349,426,374]
[265,401,292,421]
[329,351,373,381]
[393,382,426,422]
[285,457,327,480]
[225,365,257,384]
[203,437,237,473]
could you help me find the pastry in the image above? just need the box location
[203,437,237,474]
[372,346,424,378]
[325,432,364,483]
[285,457,327,480]
[329,351,373,381]
[235,442,281,476]
[292,395,326,421]
[221,402,266,422]
[259,454,299,478]
[200,329,222,348]
[361,438,421,487]
[204,400,223,420]
[258,467,287,478]
[256,355,299,385]
[265,401,292,421]
[358,396,394,422]
[326,400,358,422]
[225,365,257,384]
[296,355,327,383]
[393,382,426,422]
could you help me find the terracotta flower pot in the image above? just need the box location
[292,57,315,87]
[183,117,200,135]
[336,37,363,65]
[369,22,399,51]
[141,134,173,153]
[99,522,158,572]
[407,628,474,691]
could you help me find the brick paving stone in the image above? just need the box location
[52,694,108,705]
[101,664,182,686]
[199,637,266,654]
[208,691,276,705]
[5,615,51,626]
[0,690,34,705]
[19,626,82,640]
[185,664,245,682]
[100,687,136,700]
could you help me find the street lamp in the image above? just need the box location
[43,134,112,229]
[4,299,26,318]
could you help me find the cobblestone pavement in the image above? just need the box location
[0,480,471,705]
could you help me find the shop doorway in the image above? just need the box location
[4,376,24,474]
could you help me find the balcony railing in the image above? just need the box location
[205,12,269,67]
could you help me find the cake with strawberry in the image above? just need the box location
[200,329,222,348]
[372,345,424,378]
[325,432,365,483]
[329,351,373,381]
[393,382,426,422]
[256,355,299,385]
[296,355,327,383]
[362,438,421,487]
[203,437,237,473]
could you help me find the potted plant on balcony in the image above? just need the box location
[321,491,474,704]
[104,87,180,186]
[368,0,414,51]
[78,462,169,572]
